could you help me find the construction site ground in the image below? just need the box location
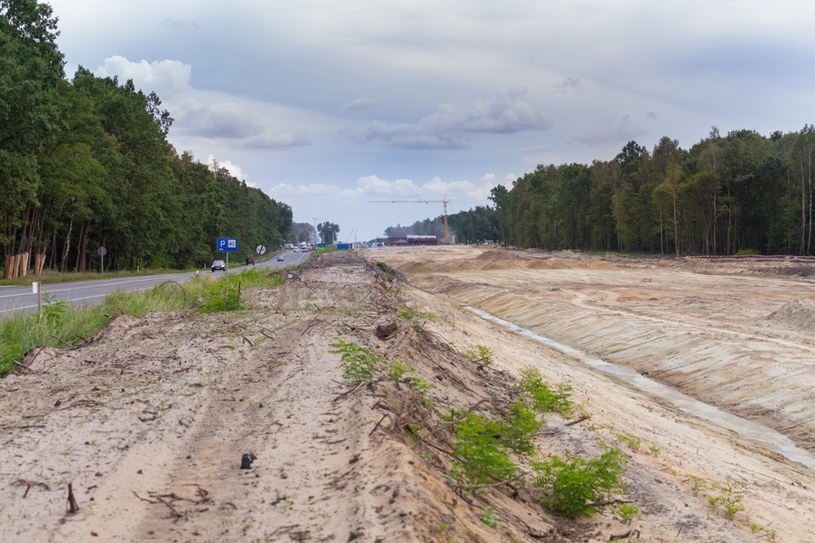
[1,247,814,542]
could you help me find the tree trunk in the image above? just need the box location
[60,217,73,273]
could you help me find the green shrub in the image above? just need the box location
[199,279,241,312]
[398,306,435,331]
[497,400,541,455]
[532,448,627,517]
[465,344,494,366]
[707,477,746,520]
[519,367,574,416]
[385,360,415,382]
[480,506,499,528]
[613,502,639,524]
[616,434,641,451]
[450,411,518,491]
[330,338,382,384]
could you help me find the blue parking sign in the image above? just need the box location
[217,237,239,252]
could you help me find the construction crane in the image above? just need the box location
[370,197,452,244]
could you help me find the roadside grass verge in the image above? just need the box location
[0,267,197,286]
[0,269,283,375]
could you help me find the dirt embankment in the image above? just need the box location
[1,250,814,542]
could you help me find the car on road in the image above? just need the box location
[211,259,226,272]
[277,256,284,261]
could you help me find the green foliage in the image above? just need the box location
[498,400,541,455]
[465,344,494,366]
[613,502,640,524]
[480,506,499,528]
[398,306,435,331]
[330,338,382,384]
[199,278,241,313]
[616,434,641,452]
[519,367,574,416]
[375,261,393,282]
[40,292,68,326]
[532,448,627,517]
[706,478,746,520]
[385,360,414,382]
[450,410,518,491]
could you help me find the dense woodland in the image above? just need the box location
[391,129,814,256]
[1,1,292,279]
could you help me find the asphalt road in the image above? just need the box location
[0,250,310,318]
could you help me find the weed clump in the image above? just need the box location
[465,344,494,367]
[532,448,628,517]
[519,367,574,416]
[330,338,382,384]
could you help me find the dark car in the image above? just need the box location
[246,255,255,265]
[211,259,226,272]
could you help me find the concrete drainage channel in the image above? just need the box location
[464,305,815,472]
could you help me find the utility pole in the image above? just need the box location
[313,217,318,243]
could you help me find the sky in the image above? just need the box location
[45,0,815,242]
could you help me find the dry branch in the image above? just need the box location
[67,483,79,514]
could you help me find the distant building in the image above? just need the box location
[406,235,438,246]
[374,235,438,246]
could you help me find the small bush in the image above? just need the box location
[519,367,574,416]
[465,344,494,366]
[450,411,518,491]
[398,306,435,331]
[497,400,541,455]
[199,279,241,312]
[616,434,641,451]
[613,502,639,524]
[707,477,746,520]
[385,360,414,382]
[532,448,627,517]
[480,506,499,528]
[330,338,382,384]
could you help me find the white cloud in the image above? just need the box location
[97,56,191,98]
[208,155,247,182]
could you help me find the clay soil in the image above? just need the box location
[2,248,815,542]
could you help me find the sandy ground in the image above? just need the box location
[1,248,814,542]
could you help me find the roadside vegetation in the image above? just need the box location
[0,268,282,375]
[332,333,630,524]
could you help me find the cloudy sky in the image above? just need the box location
[46,0,815,241]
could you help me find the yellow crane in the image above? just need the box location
[370,197,452,244]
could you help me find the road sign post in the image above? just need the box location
[216,237,238,274]
[98,246,107,274]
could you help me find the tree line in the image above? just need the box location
[1,0,292,279]
[388,127,814,256]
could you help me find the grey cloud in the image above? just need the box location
[342,97,378,111]
[555,76,581,92]
[570,115,647,147]
[181,104,265,139]
[351,121,469,150]
[350,88,547,150]
[163,18,199,29]
[243,131,310,149]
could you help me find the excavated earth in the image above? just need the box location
[1,248,814,542]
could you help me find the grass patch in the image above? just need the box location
[0,268,283,375]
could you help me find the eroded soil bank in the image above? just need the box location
[1,250,813,542]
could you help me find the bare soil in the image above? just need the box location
[1,248,814,542]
